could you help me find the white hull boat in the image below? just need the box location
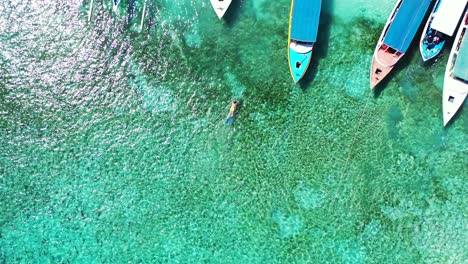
[210,0,232,19]
[443,11,468,126]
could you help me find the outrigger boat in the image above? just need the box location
[443,11,468,126]
[420,0,468,61]
[288,0,321,84]
[210,0,232,19]
[370,0,432,89]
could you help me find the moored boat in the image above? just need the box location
[113,0,120,12]
[420,0,468,61]
[288,0,321,84]
[370,0,432,89]
[210,0,232,19]
[443,11,468,126]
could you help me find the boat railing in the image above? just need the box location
[294,40,314,46]
[453,76,468,84]
[448,54,457,72]
[456,29,466,50]
[374,44,402,67]
[380,0,402,40]
[382,44,403,56]
[389,0,402,21]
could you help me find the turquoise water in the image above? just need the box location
[1,0,467,263]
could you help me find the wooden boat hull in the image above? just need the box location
[370,44,403,88]
[210,0,232,19]
[370,0,432,88]
[369,0,402,89]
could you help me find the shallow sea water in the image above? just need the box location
[0,0,467,263]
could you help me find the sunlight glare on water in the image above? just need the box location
[0,0,466,263]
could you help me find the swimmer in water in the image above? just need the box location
[225,100,238,124]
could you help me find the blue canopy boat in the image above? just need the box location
[288,0,321,84]
[370,0,432,88]
[420,0,468,61]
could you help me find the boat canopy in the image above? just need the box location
[290,0,321,42]
[384,0,432,52]
[454,32,468,80]
[432,0,467,36]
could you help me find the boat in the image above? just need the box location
[370,0,432,89]
[443,11,468,126]
[210,0,232,19]
[420,0,468,61]
[288,0,321,84]
[113,0,120,12]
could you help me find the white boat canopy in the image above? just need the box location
[432,0,468,36]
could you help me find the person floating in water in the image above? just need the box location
[225,100,238,125]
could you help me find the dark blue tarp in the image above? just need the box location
[290,0,321,42]
[383,0,432,52]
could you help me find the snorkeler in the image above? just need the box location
[225,100,238,125]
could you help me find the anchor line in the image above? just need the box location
[329,90,374,217]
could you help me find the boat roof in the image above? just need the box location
[454,32,468,80]
[384,0,432,52]
[290,0,321,42]
[432,0,467,36]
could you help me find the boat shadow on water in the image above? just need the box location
[299,0,334,89]
[223,0,242,27]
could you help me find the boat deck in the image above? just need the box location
[370,45,404,88]
[375,46,403,67]
[454,31,468,80]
